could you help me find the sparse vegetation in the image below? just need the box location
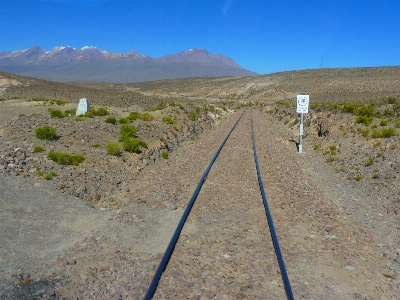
[188,111,198,121]
[122,138,148,154]
[161,150,168,159]
[105,141,121,156]
[105,117,117,124]
[119,118,128,124]
[162,116,176,124]
[33,145,44,153]
[35,126,57,140]
[49,109,65,118]
[119,125,138,142]
[371,127,398,138]
[48,151,85,165]
[366,157,375,166]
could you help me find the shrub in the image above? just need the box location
[105,141,121,156]
[395,119,400,128]
[355,175,363,181]
[377,152,383,158]
[380,119,388,126]
[127,111,154,122]
[161,150,168,159]
[371,127,398,138]
[64,108,76,116]
[48,151,85,165]
[356,104,375,117]
[313,143,321,150]
[119,118,128,124]
[74,116,86,121]
[162,116,175,124]
[154,101,167,111]
[49,109,65,118]
[361,129,370,138]
[119,125,137,142]
[93,143,100,148]
[33,145,44,153]
[141,112,154,121]
[373,141,381,148]
[92,107,109,116]
[122,138,148,153]
[127,111,142,121]
[85,108,109,117]
[105,117,117,124]
[386,96,398,104]
[366,157,375,166]
[35,126,57,140]
[188,111,198,121]
[356,116,374,126]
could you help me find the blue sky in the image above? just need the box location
[0,0,399,75]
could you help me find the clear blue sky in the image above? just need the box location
[0,0,399,75]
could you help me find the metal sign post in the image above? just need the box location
[296,94,309,153]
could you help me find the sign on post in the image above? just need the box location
[296,94,309,153]
[296,95,309,113]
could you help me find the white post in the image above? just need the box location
[299,113,303,153]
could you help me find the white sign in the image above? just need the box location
[296,95,309,113]
[76,98,90,116]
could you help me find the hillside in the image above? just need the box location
[0,67,399,298]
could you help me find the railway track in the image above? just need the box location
[145,109,293,299]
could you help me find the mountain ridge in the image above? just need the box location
[0,46,257,83]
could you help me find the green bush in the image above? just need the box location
[356,116,374,126]
[105,141,121,156]
[162,116,175,124]
[48,151,85,165]
[122,138,148,153]
[64,108,76,116]
[161,150,168,159]
[119,125,137,142]
[366,157,375,166]
[127,111,154,122]
[33,145,44,153]
[395,119,400,128]
[49,109,65,118]
[361,128,370,138]
[85,108,109,117]
[119,118,128,124]
[356,104,375,117]
[154,101,167,111]
[188,111,198,121]
[380,119,388,126]
[105,117,117,124]
[313,143,321,150]
[35,126,57,140]
[372,127,398,138]
[141,112,154,121]
[127,111,141,121]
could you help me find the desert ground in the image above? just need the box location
[0,68,399,299]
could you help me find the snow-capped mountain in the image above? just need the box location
[0,46,257,83]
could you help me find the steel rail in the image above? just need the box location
[143,109,247,300]
[251,110,294,300]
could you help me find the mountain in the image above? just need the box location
[0,46,257,83]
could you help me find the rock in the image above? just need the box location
[95,194,102,201]
[57,257,67,267]
[236,292,246,299]
[167,204,177,210]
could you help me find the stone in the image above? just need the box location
[167,204,177,210]
[76,98,90,116]
[57,257,67,267]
